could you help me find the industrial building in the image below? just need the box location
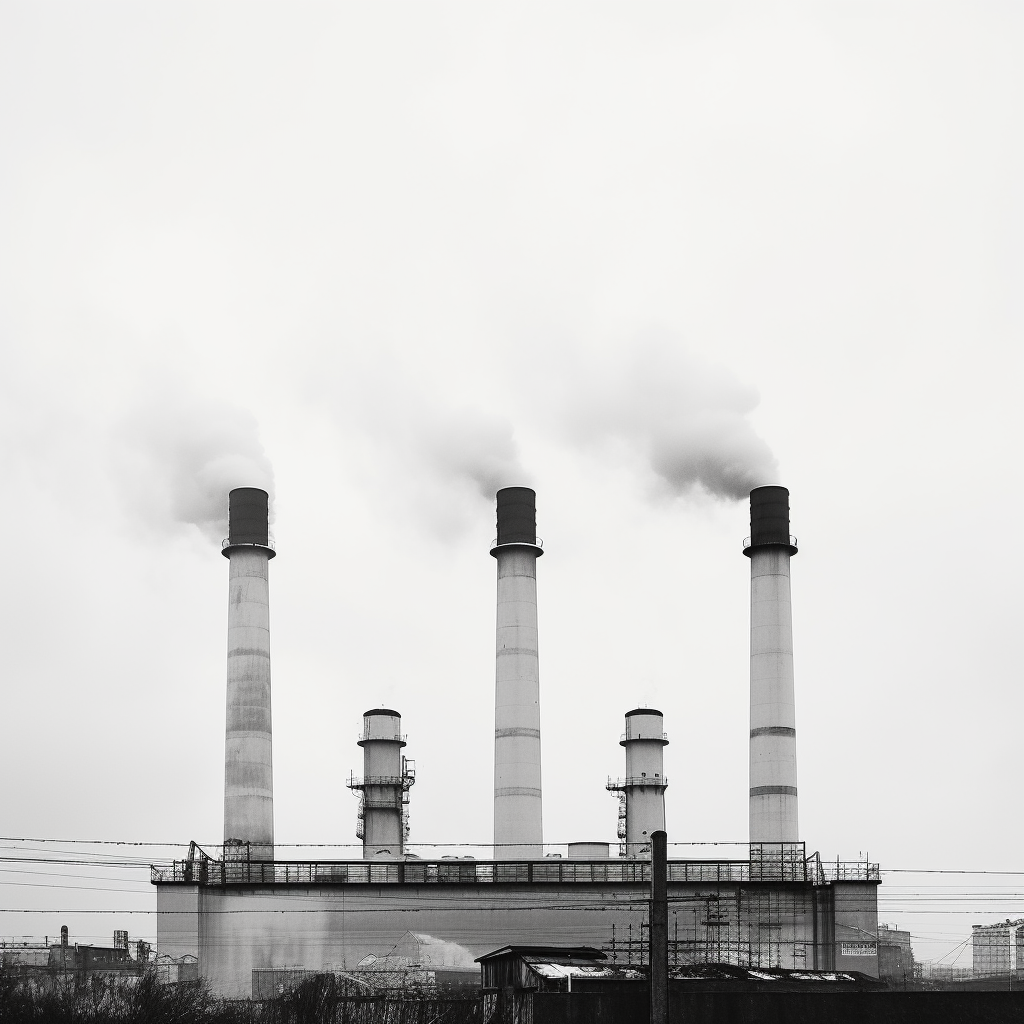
[0,928,149,990]
[972,919,1024,978]
[153,484,881,998]
[877,924,914,986]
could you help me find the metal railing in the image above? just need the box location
[606,775,669,790]
[490,537,544,549]
[749,843,807,882]
[221,537,276,550]
[619,732,669,743]
[346,775,407,788]
[152,858,715,887]
[818,859,881,882]
[152,854,877,888]
[742,535,797,550]
[356,734,406,745]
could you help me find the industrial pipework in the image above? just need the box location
[347,710,415,859]
[607,709,668,858]
[490,487,544,859]
[222,487,276,861]
[743,485,799,843]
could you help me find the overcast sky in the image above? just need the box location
[0,2,1020,965]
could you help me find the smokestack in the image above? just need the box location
[348,709,415,859]
[222,487,275,861]
[490,487,544,858]
[607,709,668,858]
[743,485,799,843]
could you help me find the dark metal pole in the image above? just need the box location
[651,830,669,1024]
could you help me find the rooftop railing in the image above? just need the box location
[151,855,876,888]
[152,858,751,887]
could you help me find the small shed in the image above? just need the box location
[477,944,642,1022]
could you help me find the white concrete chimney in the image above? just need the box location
[490,487,544,859]
[222,487,275,861]
[744,485,799,843]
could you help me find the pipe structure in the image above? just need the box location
[222,487,276,861]
[650,830,669,1024]
[347,710,415,859]
[606,709,668,858]
[490,487,544,859]
[743,485,799,843]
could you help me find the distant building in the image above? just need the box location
[0,928,148,990]
[972,919,1024,978]
[877,924,913,985]
[154,953,199,986]
[0,942,50,968]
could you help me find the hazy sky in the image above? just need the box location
[0,3,1020,966]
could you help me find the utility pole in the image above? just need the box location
[651,830,668,1024]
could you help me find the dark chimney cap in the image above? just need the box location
[492,486,543,552]
[223,487,275,558]
[744,485,798,556]
[363,709,401,718]
[625,708,663,718]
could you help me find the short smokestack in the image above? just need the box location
[222,487,275,861]
[607,709,668,858]
[490,487,544,859]
[348,709,415,859]
[743,485,799,843]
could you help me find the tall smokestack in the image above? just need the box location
[222,487,275,861]
[491,487,543,859]
[743,485,799,843]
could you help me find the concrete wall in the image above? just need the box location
[162,878,878,998]
[534,991,1024,1024]
[833,882,882,974]
[156,885,199,960]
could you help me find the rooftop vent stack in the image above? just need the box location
[222,487,276,861]
[743,485,799,843]
[490,487,544,859]
[607,709,668,858]
[348,710,415,859]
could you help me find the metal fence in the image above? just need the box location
[152,851,876,888]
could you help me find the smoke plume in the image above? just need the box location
[416,410,526,499]
[115,381,274,541]
[561,338,777,500]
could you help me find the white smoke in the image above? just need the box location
[114,381,274,541]
[375,404,527,540]
[559,337,777,500]
[416,409,527,499]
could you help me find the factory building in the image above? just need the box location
[972,919,1024,978]
[153,484,881,998]
[877,924,914,985]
